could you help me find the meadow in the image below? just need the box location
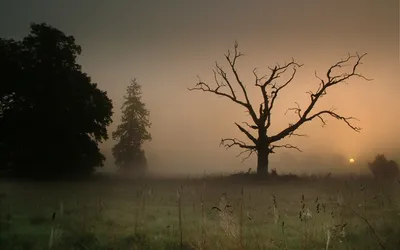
[1,174,399,250]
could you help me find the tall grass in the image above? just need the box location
[0,174,399,249]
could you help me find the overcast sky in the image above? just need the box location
[1,0,399,175]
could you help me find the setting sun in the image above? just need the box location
[349,158,355,163]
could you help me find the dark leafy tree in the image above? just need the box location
[368,154,399,181]
[189,42,370,175]
[112,79,151,175]
[0,23,113,179]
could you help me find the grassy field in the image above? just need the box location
[1,174,399,250]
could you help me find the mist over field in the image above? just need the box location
[1,2,400,249]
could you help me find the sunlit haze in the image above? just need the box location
[1,0,399,176]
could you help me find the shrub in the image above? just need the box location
[368,154,399,180]
[270,168,278,177]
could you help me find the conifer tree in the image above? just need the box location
[112,79,151,175]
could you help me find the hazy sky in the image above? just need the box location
[1,0,399,175]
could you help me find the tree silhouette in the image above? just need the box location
[112,79,151,175]
[189,42,370,175]
[368,154,399,181]
[0,23,113,179]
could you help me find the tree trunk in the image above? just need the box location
[257,146,270,175]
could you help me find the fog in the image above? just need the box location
[1,0,399,176]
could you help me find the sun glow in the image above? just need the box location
[349,158,355,164]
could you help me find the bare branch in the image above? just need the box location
[326,53,372,85]
[188,42,259,124]
[220,137,256,163]
[268,62,302,111]
[269,144,302,153]
[288,131,308,138]
[252,68,269,86]
[215,62,236,98]
[306,109,361,132]
[253,60,303,129]
[285,102,302,119]
[235,122,257,144]
[269,53,368,143]
[188,81,248,107]
[236,148,257,162]
[314,70,325,85]
[220,138,255,149]
[224,42,256,120]
[242,121,258,130]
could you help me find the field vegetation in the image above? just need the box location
[1,173,399,249]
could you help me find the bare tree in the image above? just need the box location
[188,42,370,175]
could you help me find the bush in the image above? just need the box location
[368,154,399,180]
[270,168,278,177]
